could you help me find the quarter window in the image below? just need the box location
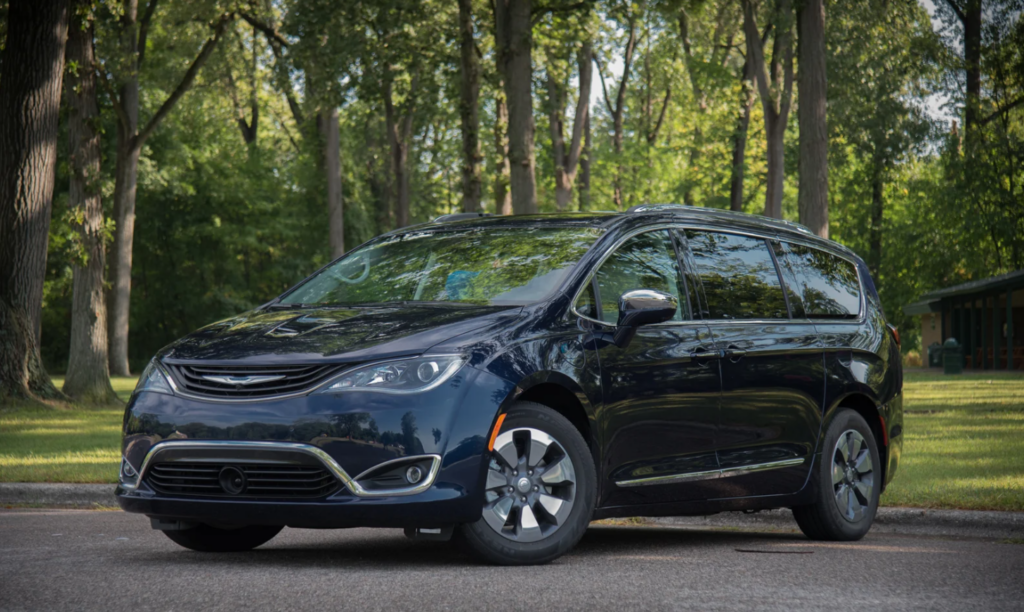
[779,243,861,318]
[595,230,684,324]
[684,230,789,320]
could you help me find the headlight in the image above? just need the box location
[135,360,174,396]
[316,356,465,395]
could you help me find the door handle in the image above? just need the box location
[689,347,724,361]
[723,345,747,362]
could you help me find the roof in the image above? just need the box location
[903,268,1024,315]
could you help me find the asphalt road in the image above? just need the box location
[1,510,1022,611]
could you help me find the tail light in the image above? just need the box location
[887,324,900,346]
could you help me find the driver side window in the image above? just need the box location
[594,230,684,324]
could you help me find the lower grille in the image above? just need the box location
[146,462,340,499]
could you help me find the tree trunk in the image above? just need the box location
[0,0,70,401]
[578,111,591,211]
[493,88,513,215]
[764,114,786,219]
[458,0,483,213]
[797,0,828,238]
[546,71,571,210]
[107,4,231,375]
[963,0,981,133]
[869,166,883,282]
[730,58,755,212]
[64,6,119,404]
[320,107,344,258]
[494,0,537,214]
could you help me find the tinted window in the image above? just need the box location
[684,230,789,320]
[282,227,603,306]
[595,230,683,324]
[779,243,861,318]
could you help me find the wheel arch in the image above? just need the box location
[825,392,889,492]
[503,371,599,469]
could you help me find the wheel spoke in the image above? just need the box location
[539,456,576,486]
[847,433,863,462]
[836,435,850,464]
[485,469,507,491]
[528,430,555,468]
[854,480,872,504]
[516,504,543,542]
[834,484,850,518]
[482,496,513,533]
[848,485,863,520]
[854,450,873,475]
[493,432,520,470]
[538,493,573,526]
[832,459,845,485]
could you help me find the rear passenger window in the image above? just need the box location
[684,230,789,320]
[779,243,861,318]
[595,230,683,324]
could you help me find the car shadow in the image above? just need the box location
[134,524,812,570]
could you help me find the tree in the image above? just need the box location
[742,0,794,219]
[729,54,756,212]
[321,107,345,257]
[797,0,828,237]
[544,32,592,209]
[458,0,484,213]
[0,0,70,401]
[63,0,119,404]
[493,0,538,213]
[595,8,637,209]
[104,0,234,376]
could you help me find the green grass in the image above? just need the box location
[880,369,1024,512]
[0,377,136,483]
[1,371,1023,512]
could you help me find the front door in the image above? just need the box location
[681,229,824,498]
[582,229,722,507]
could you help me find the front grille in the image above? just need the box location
[146,462,341,499]
[166,363,346,399]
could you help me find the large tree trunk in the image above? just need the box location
[64,6,119,404]
[547,43,592,211]
[730,58,755,212]
[458,0,483,213]
[764,115,786,219]
[494,0,537,214]
[797,0,828,237]
[320,107,344,258]
[493,88,513,215]
[0,0,70,401]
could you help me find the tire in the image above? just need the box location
[162,523,283,552]
[793,409,881,541]
[458,401,596,565]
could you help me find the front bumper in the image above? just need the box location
[117,365,516,528]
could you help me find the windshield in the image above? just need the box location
[280,226,604,306]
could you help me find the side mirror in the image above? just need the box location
[612,289,678,347]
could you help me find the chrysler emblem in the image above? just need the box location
[202,374,285,386]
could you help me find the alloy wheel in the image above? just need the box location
[481,427,577,543]
[831,429,875,522]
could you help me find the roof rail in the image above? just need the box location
[432,212,494,223]
[626,203,814,235]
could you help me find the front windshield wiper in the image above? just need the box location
[264,302,315,310]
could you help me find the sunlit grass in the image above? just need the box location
[1,371,1023,511]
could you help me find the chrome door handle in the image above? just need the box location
[723,345,747,361]
[689,347,724,360]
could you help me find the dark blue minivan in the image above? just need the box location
[117,205,903,565]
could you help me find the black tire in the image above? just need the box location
[458,401,596,565]
[162,523,283,552]
[793,409,881,541]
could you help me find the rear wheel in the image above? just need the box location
[162,523,283,552]
[458,402,596,565]
[793,409,881,541]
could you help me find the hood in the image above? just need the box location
[160,304,523,364]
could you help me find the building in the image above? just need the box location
[903,269,1024,370]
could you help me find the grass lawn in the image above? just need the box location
[1,370,1023,512]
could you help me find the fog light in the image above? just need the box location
[121,458,138,478]
[405,465,424,484]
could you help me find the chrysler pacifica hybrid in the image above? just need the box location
[117,205,903,564]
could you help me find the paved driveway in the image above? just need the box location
[1,510,1022,611]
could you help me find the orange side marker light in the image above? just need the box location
[488,413,507,451]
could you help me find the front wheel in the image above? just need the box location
[458,402,596,565]
[793,409,881,541]
[162,523,283,552]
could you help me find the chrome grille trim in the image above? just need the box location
[164,363,349,402]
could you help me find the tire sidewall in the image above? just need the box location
[460,402,596,565]
[816,409,882,539]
